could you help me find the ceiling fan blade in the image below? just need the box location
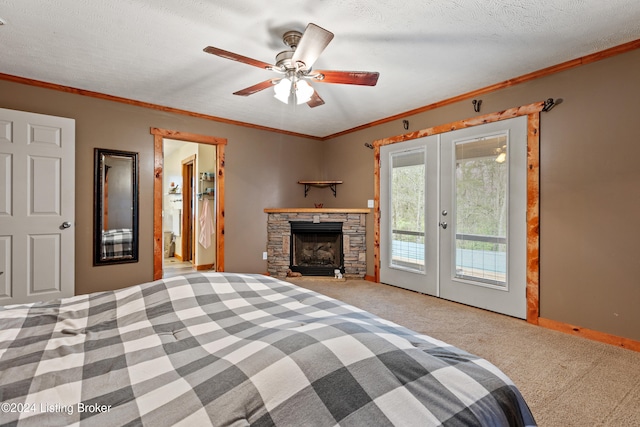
[306,90,325,108]
[312,70,379,86]
[291,23,334,69]
[204,46,274,70]
[233,79,280,96]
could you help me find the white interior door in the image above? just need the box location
[380,116,527,318]
[0,108,75,305]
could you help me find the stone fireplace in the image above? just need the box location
[265,208,369,279]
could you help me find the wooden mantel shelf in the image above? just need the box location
[298,180,342,197]
[264,208,370,214]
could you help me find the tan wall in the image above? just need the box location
[1,46,639,342]
[0,81,322,294]
[322,48,640,341]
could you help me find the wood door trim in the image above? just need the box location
[373,101,543,325]
[526,112,541,325]
[151,128,226,280]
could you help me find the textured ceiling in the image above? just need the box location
[1,1,640,138]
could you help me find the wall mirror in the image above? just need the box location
[94,148,139,265]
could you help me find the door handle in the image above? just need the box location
[439,221,448,229]
[61,221,72,229]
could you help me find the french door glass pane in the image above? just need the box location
[390,149,426,272]
[454,135,508,286]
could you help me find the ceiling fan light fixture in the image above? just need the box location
[273,77,314,105]
[273,78,292,103]
[294,79,314,104]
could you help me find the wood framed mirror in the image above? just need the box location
[94,148,139,265]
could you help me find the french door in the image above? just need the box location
[380,135,438,295]
[380,116,527,318]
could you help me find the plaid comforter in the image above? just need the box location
[101,228,133,259]
[0,273,535,426]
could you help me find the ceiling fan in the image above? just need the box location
[203,23,379,108]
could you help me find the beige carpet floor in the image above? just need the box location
[287,278,640,427]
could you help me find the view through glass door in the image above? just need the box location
[380,116,527,318]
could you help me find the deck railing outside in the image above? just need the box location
[391,229,506,285]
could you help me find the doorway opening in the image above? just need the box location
[151,128,226,280]
[181,155,195,264]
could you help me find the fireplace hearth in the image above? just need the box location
[290,222,343,276]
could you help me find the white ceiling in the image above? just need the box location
[2,1,640,138]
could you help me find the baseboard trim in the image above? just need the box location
[538,317,640,353]
[364,275,376,282]
[195,263,214,271]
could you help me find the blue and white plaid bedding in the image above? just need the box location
[0,272,535,426]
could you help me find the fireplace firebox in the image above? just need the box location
[290,221,343,276]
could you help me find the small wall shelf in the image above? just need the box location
[198,172,215,200]
[298,180,342,197]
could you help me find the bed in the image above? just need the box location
[0,272,535,426]
[101,228,133,259]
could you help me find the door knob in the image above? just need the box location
[439,221,448,229]
[61,221,72,229]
